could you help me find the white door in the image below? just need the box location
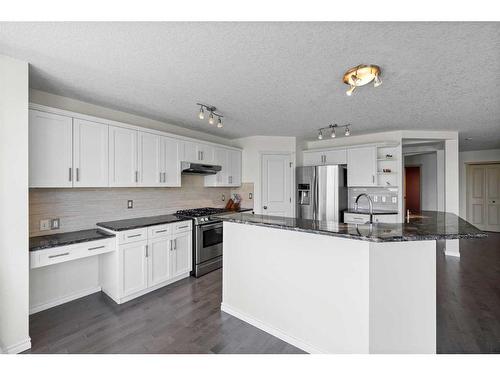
[138,131,162,187]
[347,146,377,187]
[73,119,109,187]
[227,149,242,186]
[29,110,73,187]
[162,136,181,187]
[148,237,171,287]
[469,164,500,232]
[170,231,192,278]
[109,126,138,187]
[261,153,292,216]
[120,241,148,297]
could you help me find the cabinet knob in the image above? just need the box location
[263,206,268,210]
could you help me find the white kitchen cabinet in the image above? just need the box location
[347,146,377,187]
[29,109,73,187]
[182,141,214,164]
[147,237,171,287]
[73,118,109,187]
[119,240,148,298]
[303,148,347,166]
[109,126,138,187]
[170,230,192,278]
[161,136,181,187]
[205,147,228,186]
[138,131,162,187]
[227,149,242,186]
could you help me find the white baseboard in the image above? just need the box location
[221,302,321,354]
[29,286,101,314]
[2,337,31,354]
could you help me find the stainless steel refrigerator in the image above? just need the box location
[296,165,347,222]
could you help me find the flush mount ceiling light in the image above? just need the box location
[317,124,351,140]
[343,64,382,96]
[196,103,224,129]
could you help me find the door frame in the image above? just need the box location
[466,162,500,231]
[259,151,295,217]
[404,164,422,213]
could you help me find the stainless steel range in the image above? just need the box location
[176,207,226,278]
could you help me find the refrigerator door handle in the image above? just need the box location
[312,169,318,221]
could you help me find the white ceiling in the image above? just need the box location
[0,22,499,151]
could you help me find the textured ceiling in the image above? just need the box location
[0,22,499,151]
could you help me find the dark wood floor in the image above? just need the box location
[26,232,500,354]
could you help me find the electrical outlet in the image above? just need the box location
[127,200,133,209]
[222,194,225,202]
[40,219,51,231]
[249,192,253,200]
[392,197,397,203]
[51,218,60,229]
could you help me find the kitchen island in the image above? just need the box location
[216,211,485,354]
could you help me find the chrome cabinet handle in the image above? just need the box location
[76,168,80,182]
[88,245,105,251]
[49,252,69,259]
[145,244,148,258]
[69,167,72,182]
[263,206,268,209]
[177,225,189,229]
[372,175,375,184]
[170,239,174,251]
[135,171,138,183]
[174,239,177,250]
[127,234,141,238]
[155,229,168,233]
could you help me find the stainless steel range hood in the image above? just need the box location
[181,161,222,175]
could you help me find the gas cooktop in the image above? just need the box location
[176,207,226,218]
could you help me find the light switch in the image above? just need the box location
[40,219,51,231]
[392,197,397,203]
[51,218,60,229]
[222,194,225,202]
[381,196,386,203]
[249,193,253,200]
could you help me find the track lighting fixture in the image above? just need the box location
[316,124,352,140]
[196,103,224,129]
[343,64,382,96]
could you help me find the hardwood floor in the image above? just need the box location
[26,232,500,354]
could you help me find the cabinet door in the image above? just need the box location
[119,240,148,298]
[198,143,214,164]
[73,118,109,187]
[29,110,73,187]
[170,231,192,278]
[227,149,242,186]
[205,147,228,186]
[302,151,323,166]
[347,146,377,187]
[324,149,347,165]
[162,136,181,187]
[182,141,199,163]
[138,131,161,187]
[109,126,138,187]
[148,237,171,287]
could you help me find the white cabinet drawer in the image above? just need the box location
[173,220,192,234]
[148,224,171,239]
[30,238,115,269]
[118,228,148,244]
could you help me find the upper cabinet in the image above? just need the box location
[204,147,242,187]
[347,146,377,187]
[73,119,109,187]
[227,149,242,186]
[303,148,347,166]
[109,126,138,187]
[29,110,73,188]
[137,131,162,187]
[182,141,214,164]
[161,136,181,187]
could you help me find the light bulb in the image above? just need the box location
[344,127,350,136]
[217,117,223,128]
[208,112,215,125]
[318,131,323,140]
[330,129,336,138]
[374,74,382,87]
[198,107,205,120]
[346,85,356,96]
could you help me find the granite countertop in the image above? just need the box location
[215,210,487,243]
[343,208,398,215]
[30,229,115,252]
[97,214,187,231]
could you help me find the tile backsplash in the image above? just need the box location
[348,187,399,211]
[29,175,254,237]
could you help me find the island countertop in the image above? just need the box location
[215,210,486,242]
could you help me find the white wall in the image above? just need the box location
[405,153,438,211]
[459,149,500,218]
[232,136,296,214]
[0,55,30,353]
[30,89,233,146]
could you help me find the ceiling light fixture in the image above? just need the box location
[196,103,224,129]
[343,64,382,96]
[316,124,352,140]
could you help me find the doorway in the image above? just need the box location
[405,166,421,213]
[467,163,500,232]
[261,153,293,217]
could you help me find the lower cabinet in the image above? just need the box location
[101,220,193,304]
